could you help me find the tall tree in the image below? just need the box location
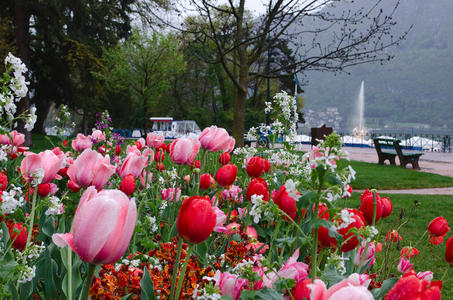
[100,30,186,131]
[155,0,408,146]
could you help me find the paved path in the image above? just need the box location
[299,145,453,195]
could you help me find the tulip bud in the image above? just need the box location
[9,223,27,250]
[177,196,216,244]
[428,216,450,237]
[0,173,7,192]
[219,152,231,165]
[200,173,215,190]
[37,183,51,197]
[215,164,237,187]
[246,156,267,178]
[68,180,81,193]
[359,189,383,225]
[115,145,122,155]
[246,177,269,202]
[154,148,165,162]
[120,174,136,196]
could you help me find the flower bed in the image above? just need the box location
[1,54,451,299]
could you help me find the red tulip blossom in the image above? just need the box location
[200,173,215,190]
[0,173,7,192]
[385,269,441,300]
[154,148,165,162]
[245,156,269,178]
[272,185,296,220]
[381,197,393,218]
[337,209,365,252]
[292,279,312,300]
[37,183,51,197]
[386,229,402,243]
[400,247,419,259]
[246,177,269,202]
[115,145,122,155]
[219,152,231,165]
[8,223,27,250]
[446,236,453,265]
[177,196,216,244]
[359,189,383,225]
[68,180,81,193]
[215,164,237,187]
[156,163,165,171]
[428,216,450,237]
[120,174,136,196]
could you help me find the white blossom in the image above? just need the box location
[1,185,25,214]
[45,196,64,216]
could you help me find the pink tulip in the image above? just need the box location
[161,187,181,202]
[417,271,433,282]
[119,152,149,178]
[225,222,241,235]
[199,126,234,152]
[213,206,227,233]
[222,185,243,203]
[146,133,165,148]
[0,130,25,146]
[354,241,376,268]
[67,149,115,189]
[20,150,65,184]
[72,133,93,152]
[263,249,309,288]
[169,137,200,165]
[139,170,153,188]
[135,138,146,149]
[397,257,413,273]
[52,187,137,264]
[308,277,373,300]
[91,130,106,144]
[214,270,249,300]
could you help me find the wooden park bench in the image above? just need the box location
[373,138,424,169]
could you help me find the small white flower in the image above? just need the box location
[45,196,64,216]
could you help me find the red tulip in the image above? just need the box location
[191,159,201,170]
[0,173,7,192]
[272,185,296,220]
[154,148,165,162]
[317,204,337,248]
[200,173,215,190]
[177,196,216,244]
[9,223,27,250]
[156,163,165,171]
[428,216,450,237]
[446,236,453,265]
[381,197,392,218]
[359,189,383,225]
[120,174,136,196]
[292,279,312,300]
[386,229,402,243]
[430,236,445,245]
[246,177,269,202]
[400,247,419,259]
[215,164,237,187]
[337,209,365,252]
[37,183,51,197]
[219,152,231,165]
[67,180,81,193]
[115,145,122,155]
[246,156,267,178]
[385,269,441,300]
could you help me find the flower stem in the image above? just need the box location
[68,247,73,300]
[79,263,96,300]
[169,238,183,300]
[372,190,377,226]
[25,187,38,250]
[174,244,194,300]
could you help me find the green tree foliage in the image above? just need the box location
[99,30,186,130]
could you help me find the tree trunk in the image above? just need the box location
[143,96,148,132]
[33,100,52,134]
[232,63,248,147]
[13,0,31,145]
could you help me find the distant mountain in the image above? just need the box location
[301,0,453,130]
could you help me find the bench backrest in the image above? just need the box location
[373,138,399,154]
[392,140,405,157]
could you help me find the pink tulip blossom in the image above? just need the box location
[354,241,376,268]
[20,150,65,185]
[52,187,137,264]
[397,257,413,273]
[417,271,433,282]
[225,222,241,235]
[213,206,227,233]
[0,130,25,146]
[262,249,309,288]
[91,130,106,144]
[161,187,181,202]
[139,170,153,188]
[199,126,234,152]
[222,185,243,203]
[146,133,165,148]
[67,149,115,189]
[119,152,149,178]
[308,276,374,300]
[214,270,249,300]
[169,137,200,165]
[72,134,93,152]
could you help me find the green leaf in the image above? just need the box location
[140,267,156,300]
[41,215,56,237]
[120,295,133,300]
[320,264,345,286]
[371,278,398,300]
[240,287,284,300]
[9,281,20,300]
[297,191,317,210]
[220,296,234,300]
[0,260,18,277]
[274,278,296,294]
[325,174,342,186]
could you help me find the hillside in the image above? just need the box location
[301,0,453,130]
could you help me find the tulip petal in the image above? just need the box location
[52,233,75,250]
[72,194,119,262]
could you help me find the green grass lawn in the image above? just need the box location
[349,193,453,297]
[344,160,453,190]
[31,134,63,152]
